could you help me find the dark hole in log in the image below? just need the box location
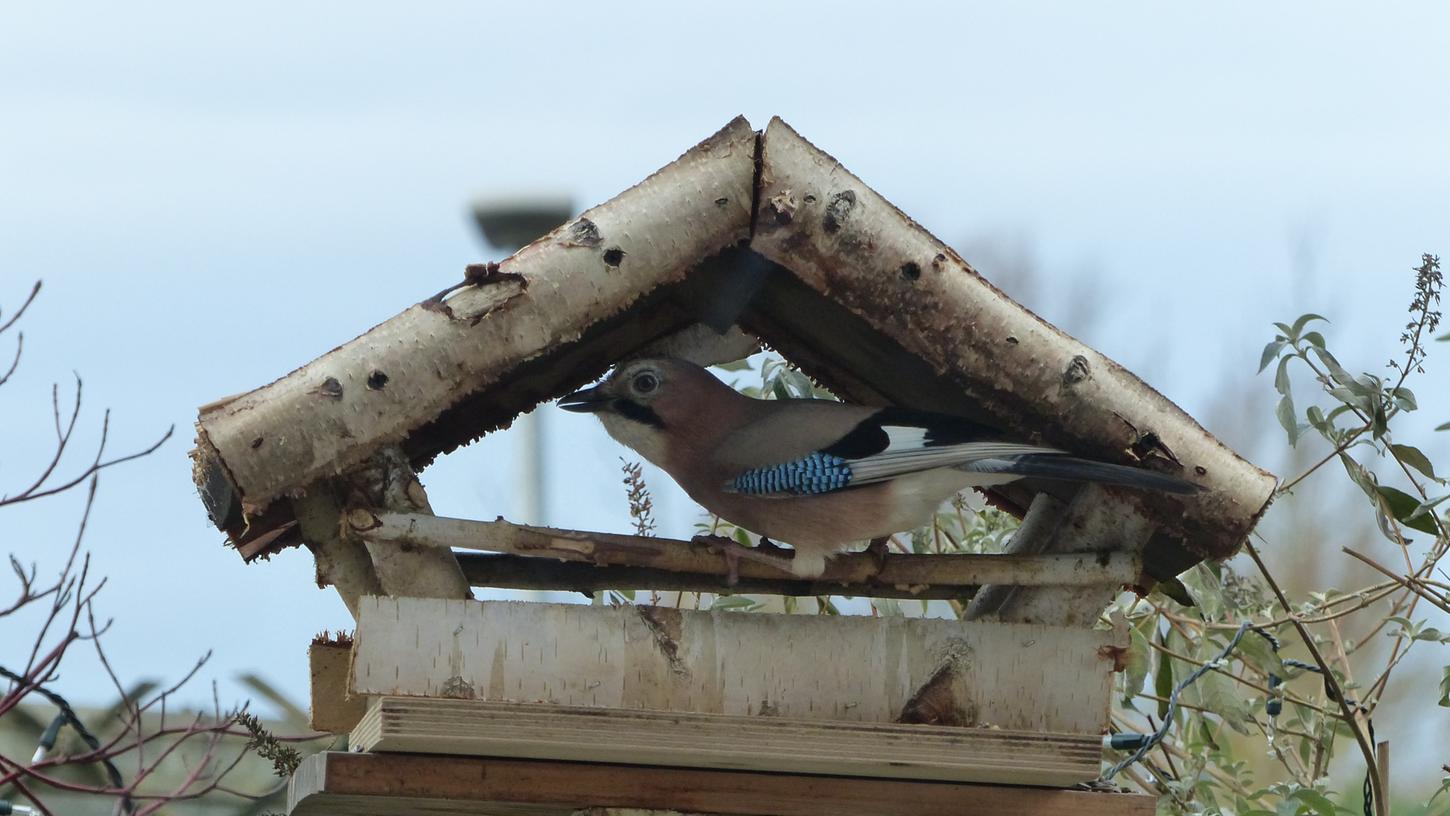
[250,436,264,449]
[367,370,390,390]
[602,247,626,267]
[900,262,921,281]
[713,197,729,207]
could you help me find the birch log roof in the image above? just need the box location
[190,115,1276,571]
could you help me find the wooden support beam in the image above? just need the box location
[351,511,1141,592]
[288,752,1157,816]
[351,696,1101,787]
[349,448,470,599]
[455,552,982,599]
[348,597,1122,734]
[964,493,1067,620]
[990,486,1154,627]
[293,490,381,619]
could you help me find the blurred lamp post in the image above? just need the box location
[470,192,574,526]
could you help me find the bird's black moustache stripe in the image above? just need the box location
[612,398,665,429]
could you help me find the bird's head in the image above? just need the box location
[557,357,729,464]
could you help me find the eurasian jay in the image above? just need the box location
[560,357,1198,578]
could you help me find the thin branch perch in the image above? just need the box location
[351,511,1140,596]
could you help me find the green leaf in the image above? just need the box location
[1338,453,1378,499]
[1291,313,1328,337]
[1274,354,1294,396]
[709,595,760,611]
[1152,577,1196,607]
[1440,666,1450,707]
[873,597,904,617]
[1391,386,1418,411]
[712,358,753,372]
[1376,485,1441,535]
[1408,494,1450,521]
[1300,330,1326,349]
[1289,788,1338,816]
[1155,628,1174,720]
[1439,421,1450,431]
[1276,395,1301,446]
[1121,624,1150,705]
[1259,340,1287,373]
[1328,387,1372,414]
[1236,631,1285,679]
[1371,397,1389,439]
[1311,347,1354,387]
[1391,443,1441,482]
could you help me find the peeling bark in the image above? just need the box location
[750,117,1275,560]
[194,117,757,542]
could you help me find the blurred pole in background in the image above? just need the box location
[469,192,574,526]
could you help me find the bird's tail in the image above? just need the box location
[960,454,1201,495]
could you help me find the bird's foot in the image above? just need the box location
[692,534,797,585]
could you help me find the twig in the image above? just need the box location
[1342,547,1450,613]
[1244,539,1386,816]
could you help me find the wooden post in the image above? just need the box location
[293,490,381,619]
[964,492,1067,619]
[346,448,470,599]
[989,486,1153,627]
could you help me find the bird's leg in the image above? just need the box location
[691,534,798,585]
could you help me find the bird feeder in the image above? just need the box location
[191,116,1275,816]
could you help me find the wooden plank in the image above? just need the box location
[351,697,1099,787]
[309,641,367,734]
[349,597,1121,734]
[289,751,1156,816]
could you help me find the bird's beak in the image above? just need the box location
[558,386,611,413]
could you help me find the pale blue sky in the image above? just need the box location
[2,0,1447,769]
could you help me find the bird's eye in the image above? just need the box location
[632,372,659,394]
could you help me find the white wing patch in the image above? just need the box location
[847,429,1063,485]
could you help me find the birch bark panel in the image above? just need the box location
[349,597,1120,734]
[196,116,757,520]
[750,116,1276,560]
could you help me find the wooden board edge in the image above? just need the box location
[289,751,1157,816]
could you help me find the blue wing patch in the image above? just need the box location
[730,452,854,496]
